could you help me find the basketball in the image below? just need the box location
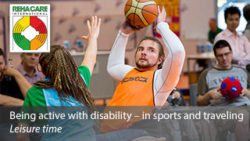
[220,77,242,100]
[124,0,158,29]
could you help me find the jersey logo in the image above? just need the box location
[121,76,148,84]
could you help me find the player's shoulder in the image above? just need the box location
[27,85,43,97]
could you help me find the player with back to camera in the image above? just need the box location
[17,16,101,141]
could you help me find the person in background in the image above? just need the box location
[214,6,250,68]
[243,4,250,41]
[196,18,221,71]
[197,40,250,106]
[0,48,31,106]
[243,4,250,73]
[208,18,222,44]
[197,40,250,141]
[17,53,44,84]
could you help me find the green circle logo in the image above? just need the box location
[13,16,47,50]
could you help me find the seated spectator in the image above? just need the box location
[197,40,250,106]
[197,40,250,141]
[17,53,44,84]
[0,48,31,106]
[214,6,250,68]
[208,18,222,44]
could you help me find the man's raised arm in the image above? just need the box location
[107,23,136,82]
[154,7,185,106]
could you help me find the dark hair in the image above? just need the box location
[213,40,232,56]
[35,45,94,109]
[136,36,165,69]
[0,48,5,58]
[224,6,241,21]
[243,4,250,21]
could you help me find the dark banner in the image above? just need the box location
[0,106,249,141]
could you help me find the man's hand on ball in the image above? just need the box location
[120,20,141,34]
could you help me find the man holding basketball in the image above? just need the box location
[107,7,185,106]
[97,7,184,141]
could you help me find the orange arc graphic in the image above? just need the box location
[30,34,47,50]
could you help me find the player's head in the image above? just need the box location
[20,53,40,69]
[224,6,241,32]
[243,4,250,21]
[36,45,94,109]
[135,36,165,71]
[0,48,5,72]
[213,40,232,69]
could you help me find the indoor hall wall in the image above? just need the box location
[0,0,216,72]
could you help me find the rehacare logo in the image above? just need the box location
[10,4,50,53]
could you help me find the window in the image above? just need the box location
[217,0,248,33]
